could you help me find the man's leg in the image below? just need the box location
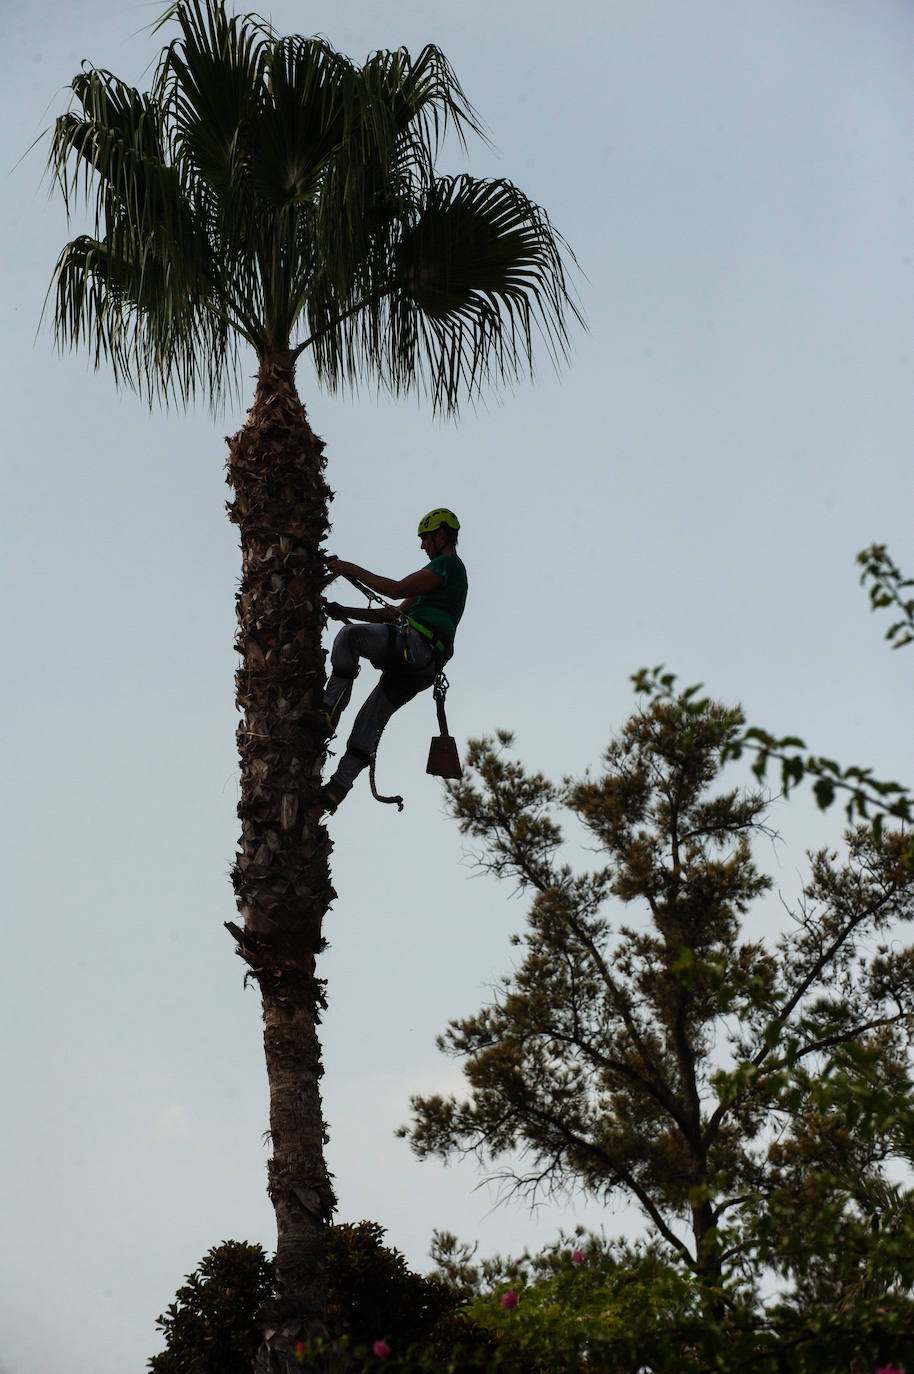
[325,679,403,797]
[324,630,436,806]
[323,623,392,727]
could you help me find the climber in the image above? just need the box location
[319,508,468,813]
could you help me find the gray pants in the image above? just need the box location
[324,622,438,795]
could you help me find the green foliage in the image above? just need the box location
[150,1230,914,1372]
[402,693,914,1304]
[148,1240,273,1374]
[43,0,580,412]
[457,1237,698,1372]
[858,543,914,650]
[390,543,914,1370]
[325,1220,455,1347]
[297,1232,914,1372]
[149,1226,481,1372]
[454,1235,914,1374]
[631,665,913,852]
[633,543,914,858]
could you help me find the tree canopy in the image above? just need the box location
[402,694,914,1301]
[634,544,914,852]
[45,0,580,412]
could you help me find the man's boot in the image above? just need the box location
[321,778,348,814]
[299,668,357,737]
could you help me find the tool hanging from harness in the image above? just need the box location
[323,566,462,806]
[427,674,462,779]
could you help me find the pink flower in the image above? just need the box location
[572,1249,586,1266]
[876,1366,905,1374]
[501,1290,519,1309]
[373,1340,391,1360]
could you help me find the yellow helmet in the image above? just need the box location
[418,508,460,536]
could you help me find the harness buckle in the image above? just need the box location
[396,613,415,665]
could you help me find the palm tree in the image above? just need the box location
[44,0,580,1363]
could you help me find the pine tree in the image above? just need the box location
[403,696,914,1298]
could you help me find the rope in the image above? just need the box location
[369,755,404,811]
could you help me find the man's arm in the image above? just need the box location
[325,556,442,600]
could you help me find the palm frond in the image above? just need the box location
[251,37,354,208]
[43,1,583,413]
[155,5,359,348]
[45,61,242,405]
[155,7,270,344]
[154,0,270,196]
[246,36,359,341]
[302,42,486,328]
[309,173,581,412]
[359,43,487,158]
[50,233,238,407]
[49,70,174,231]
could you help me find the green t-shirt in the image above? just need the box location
[408,553,468,653]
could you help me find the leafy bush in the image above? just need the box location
[326,1220,455,1346]
[149,1224,483,1371]
[463,1240,698,1373]
[149,1239,273,1374]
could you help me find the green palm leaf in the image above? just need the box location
[250,38,354,209]
[46,61,238,405]
[155,0,270,195]
[311,173,581,410]
[52,232,235,403]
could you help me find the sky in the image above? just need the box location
[2,1,913,1371]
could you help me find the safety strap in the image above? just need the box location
[408,617,449,657]
[433,673,452,733]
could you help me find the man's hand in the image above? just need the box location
[325,556,358,581]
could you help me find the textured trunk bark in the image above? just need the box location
[225,350,337,1369]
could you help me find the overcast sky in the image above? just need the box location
[2,2,913,1372]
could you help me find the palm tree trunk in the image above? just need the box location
[226,350,336,1366]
